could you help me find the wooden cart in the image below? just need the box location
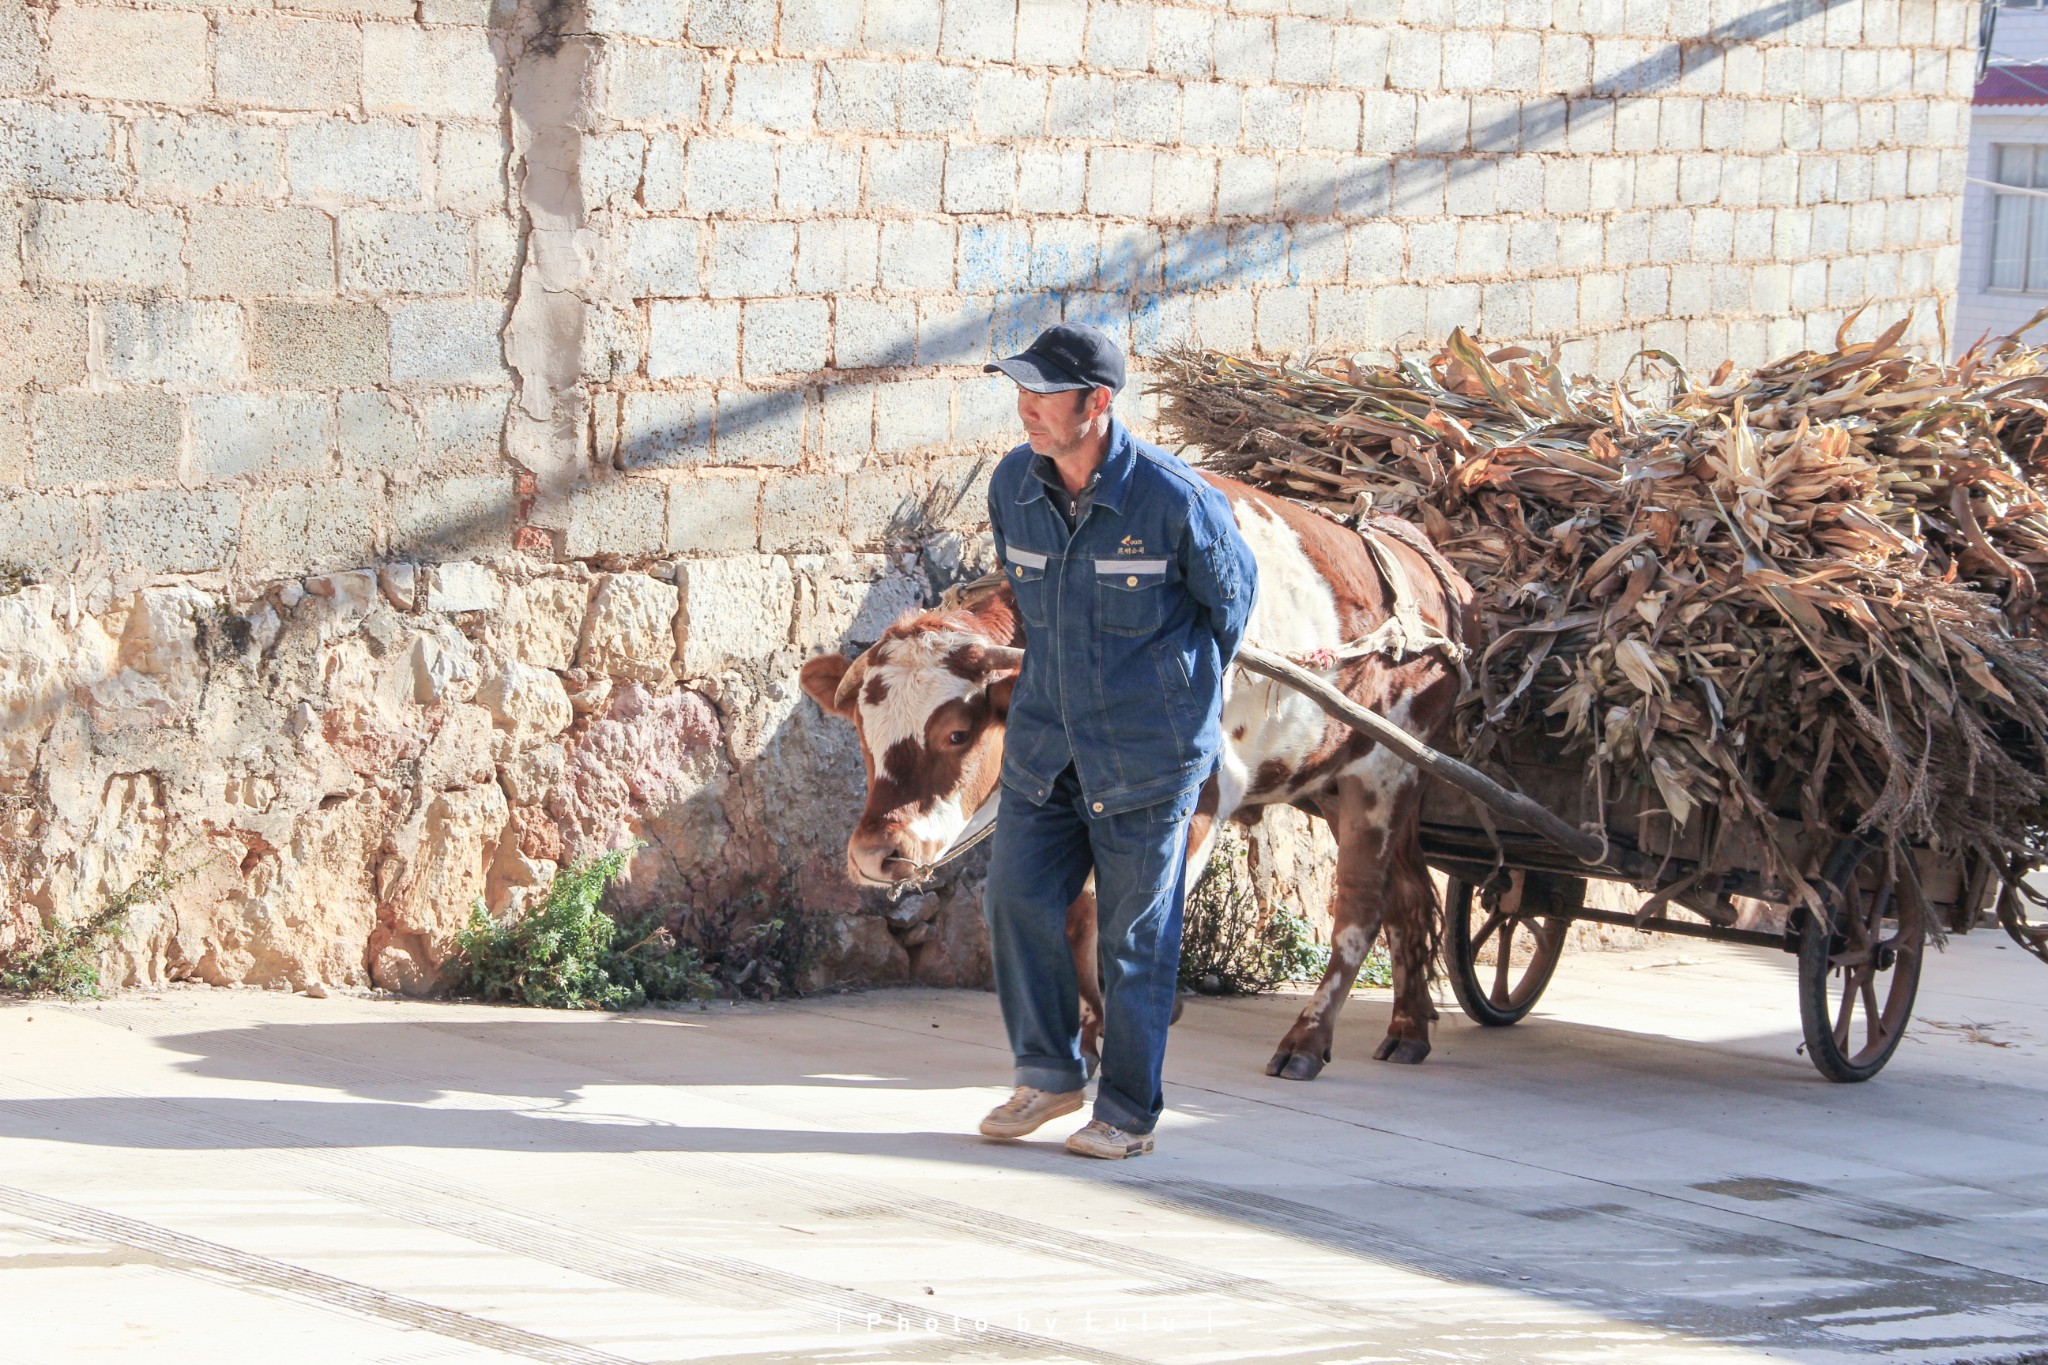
[1232,644,2003,1085]
[1417,736,1995,1083]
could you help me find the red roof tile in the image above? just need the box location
[1978,64,2048,106]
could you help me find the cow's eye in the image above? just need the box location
[947,729,970,746]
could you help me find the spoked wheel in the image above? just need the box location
[1797,837,1926,1083]
[1994,856,2048,966]
[1444,870,1578,1027]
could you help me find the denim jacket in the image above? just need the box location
[988,418,1259,816]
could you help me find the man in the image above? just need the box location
[975,322,1258,1159]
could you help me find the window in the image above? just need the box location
[1989,144,2048,293]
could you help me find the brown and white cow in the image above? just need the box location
[799,474,1473,1080]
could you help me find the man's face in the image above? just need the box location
[1017,385,1111,458]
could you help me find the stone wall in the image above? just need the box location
[0,0,1976,993]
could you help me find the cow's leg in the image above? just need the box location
[1369,795,1439,1065]
[1265,774,1408,1081]
[1167,777,1226,1028]
[1066,884,1102,1079]
[1183,775,1225,887]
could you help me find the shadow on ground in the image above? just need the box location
[4,945,2046,1363]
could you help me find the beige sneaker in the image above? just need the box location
[1064,1119,1155,1160]
[978,1085,1084,1139]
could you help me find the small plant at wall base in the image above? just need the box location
[1,852,198,999]
[677,871,820,1001]
[641,830,823,1001]
[1179,828,1390,996]
[451,846,714,1011]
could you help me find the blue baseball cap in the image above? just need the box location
[984,322,1125,395]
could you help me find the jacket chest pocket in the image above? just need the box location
[1095,559,1170,636]
[1005,546,1051,626]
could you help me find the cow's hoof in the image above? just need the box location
[1083,1052,1100,1082]
[1264,1049,1326,1081]
[1170,995,1185,1025]
[1372,1036,1431,1065]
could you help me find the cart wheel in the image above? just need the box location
[1796,838,1925,1083]
[1443,871,1575,1027]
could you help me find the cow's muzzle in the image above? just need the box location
[847,839,918,888]
[845,795,1001,896]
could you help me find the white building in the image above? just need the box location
[1960,5,2048,347]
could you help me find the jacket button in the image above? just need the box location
[1092,801,1104,813]
[1014,566,1023,577]
[1126,575,1137,587]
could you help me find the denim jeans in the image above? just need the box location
[982,764,1195,1136]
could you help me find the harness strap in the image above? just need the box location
[1366,515,1471,650]
[1288,522,1468,678]
[886,791,1001,900]
[938,568,1009,611]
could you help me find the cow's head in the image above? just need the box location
[799,593,1023,887]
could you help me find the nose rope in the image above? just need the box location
[885,792,1002,901]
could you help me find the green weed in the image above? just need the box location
[1,853,193,999]
[1179,827,1392,995]
[679,871,819,1001]
[450,846,713,1010]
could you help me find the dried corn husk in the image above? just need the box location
[1154,316,2048,900]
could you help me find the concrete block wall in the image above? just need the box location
[0,0,1978,995]
[571,0,1973,556]
[0,0,1979,595]
[1,0,519,587]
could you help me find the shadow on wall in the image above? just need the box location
[0,543,981,995]
[470,0,1871,518]
[397,0,1879,934]
[678,541,1001,988]
[6,0,1898,991]
[443,544,979,987]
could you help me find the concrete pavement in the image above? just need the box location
[1,929,2045,1364]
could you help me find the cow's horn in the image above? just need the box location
[833,651,871,711]
[981,646,1025,674]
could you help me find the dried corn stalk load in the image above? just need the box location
[1154,317,2048,901]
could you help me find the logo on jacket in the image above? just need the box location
[1117,535,1147,555]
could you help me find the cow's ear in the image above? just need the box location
[799,653,857,720]
[987,673,1017,719]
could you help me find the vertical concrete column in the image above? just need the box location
[504,0,600,530]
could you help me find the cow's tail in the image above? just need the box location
[1389,784,1446,992]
